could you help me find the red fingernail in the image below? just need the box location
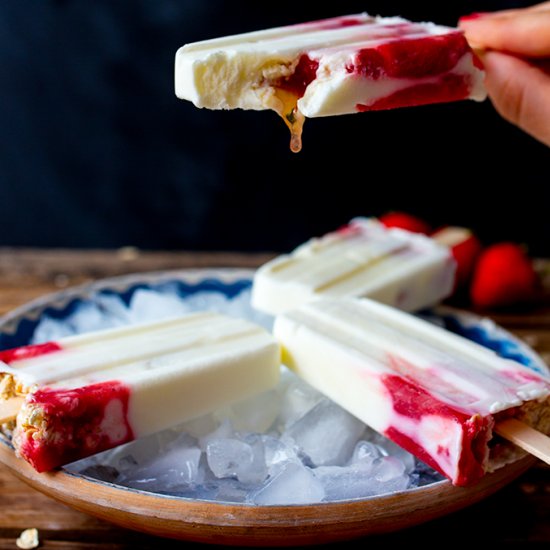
[459,12,490,22]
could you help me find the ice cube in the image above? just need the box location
[349,440,383,466]
[206,437,267,485]
[368,429,417,473]
[117,435,204,492]
[283,399,365,466]
[96,293,133,324]
[31,301,117,343]
[261,435,299,473]
[205,437,252,481]
[216,389,281,433]
[251,462,325,505]
[315,455,410,501]
[314,463,377,501]
[139,446,203,484]
[31,316,78,344]
[182,290,232,314]
[180,413,219,438]
[276,369,323,429]
[372,456,406,482]
[98,428,180,474]
[105,437,161,473]
[128,289,191,322]
[214,478,250,503]
[198,418,234,450]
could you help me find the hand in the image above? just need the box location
[459,2,550,147]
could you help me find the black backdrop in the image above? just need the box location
[0,1,548,254]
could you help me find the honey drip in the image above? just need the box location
[272,88,305,153]
[287,108,305,154]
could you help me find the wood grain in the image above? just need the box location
[496,419,550,465]
[0,249,549,549]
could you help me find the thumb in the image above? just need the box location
[481,51,550,147]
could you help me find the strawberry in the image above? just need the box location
[432,226,482,288]
[470,243,540,309]
[379,211,431,234]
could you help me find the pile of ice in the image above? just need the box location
[33,285,443,505]
[31,284,274,344]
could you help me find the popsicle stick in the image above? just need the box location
[432,226,471,248]
[0,397,24,424]
[495,419,550,465]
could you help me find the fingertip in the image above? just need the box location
[457,14,495,48]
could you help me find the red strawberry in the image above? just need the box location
[379,211,431,234]
[432,226,482,287]
[470,243,540,309]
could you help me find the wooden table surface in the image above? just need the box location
[0,248,549,549]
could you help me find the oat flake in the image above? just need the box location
[16,528,39,549]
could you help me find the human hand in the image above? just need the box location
[459,2,550,147]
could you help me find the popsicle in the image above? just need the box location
[0,313,280,472]
[175,13,486,151]
[274,298,550,486]
[251,217,456,316]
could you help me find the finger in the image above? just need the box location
[460,2,550,20]
[527,1,550,12]
[459,11,550,57]
[491,1,550,15]
[481,51,550,147]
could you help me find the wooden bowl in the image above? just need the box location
[0,437,537,546]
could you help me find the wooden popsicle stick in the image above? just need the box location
[495,419,550,465]
[432,226,473,248]
[0,397,24,424]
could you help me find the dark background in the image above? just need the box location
[0,1,548,254]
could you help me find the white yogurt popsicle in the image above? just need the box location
[251,218,456,315]
[0,313,280,472]
[274,298,550,486]
[175,13,486,151]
